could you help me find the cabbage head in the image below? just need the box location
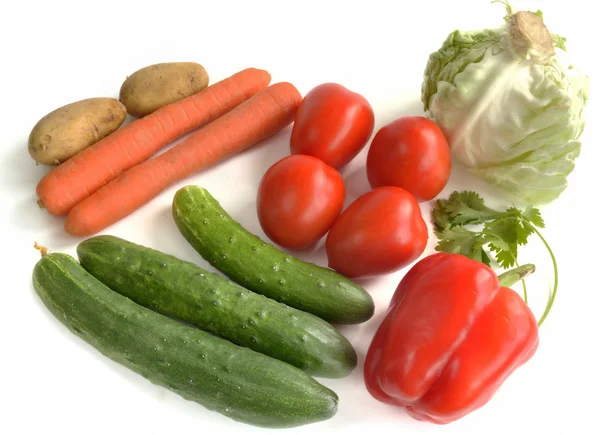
[422,2,589,204]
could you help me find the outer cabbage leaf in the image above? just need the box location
[422,23,589,205]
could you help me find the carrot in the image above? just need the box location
[64,82,302,237]
[36,68,271,216]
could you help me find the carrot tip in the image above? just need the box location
[34,242,49,257]
[37,199,46,210]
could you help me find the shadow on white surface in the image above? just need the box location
[146,205,220,270]
[372,98,426,129]
[14,193,80,250]
[31,289,256,429]
[229,198,268,248]
[343,166,371,208]
[4,140,52,185]
[7,139,82,252]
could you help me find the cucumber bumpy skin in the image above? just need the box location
[77,235,357,379]
[172,186,375,324]
[32,252,339,428]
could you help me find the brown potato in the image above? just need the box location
[119,62,209,118]
[28,98,127,166]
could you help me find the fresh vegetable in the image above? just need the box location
[172,186,374,324]
[421,1,589,204]
[36,68,271,216]
[119,62,210,118]
[366,116,451,202]
[64,82,301,236]
[290,83,374,170]
[326,187,428,278]
[77,235,357,379]
[257,155,345,250]
[364,252,538,424]
[432,190,557,326]
[33,251,339,428]
[28,98,127,166]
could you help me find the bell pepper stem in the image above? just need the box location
[497,264,535,288]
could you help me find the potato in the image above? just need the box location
[119,62,209,118]
[28,98,127,166]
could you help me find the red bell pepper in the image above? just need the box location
[364,252,539,424]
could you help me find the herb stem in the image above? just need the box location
[508,249,529,303]
[516,260,529,304]
[529,225,558,327]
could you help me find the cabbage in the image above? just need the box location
[421,2,589,204]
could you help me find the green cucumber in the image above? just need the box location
[172,186,374,324]
[32,252,338,428]
[77,235,357,379]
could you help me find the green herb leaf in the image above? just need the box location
[442,191,503,226]
[431,190,558,327]
[484,217,519,244]
[475,248,492,267]
[432,200,452,236]
[488,237,518,268]
[515,219,534,245]
[435,227,488,263]
[522,205,545,228]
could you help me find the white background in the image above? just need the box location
[1,0,598,434]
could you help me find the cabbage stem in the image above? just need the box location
[508,11,555,63]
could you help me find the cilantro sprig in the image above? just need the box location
[432,191,558,327]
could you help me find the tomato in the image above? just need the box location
[257,154,345,250]
[366,116,451,202]
[325,187,428,278]
[290,83,375,170]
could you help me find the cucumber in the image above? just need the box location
[77,235,357,379]
[172,186,374,324]
[32,252,338,428]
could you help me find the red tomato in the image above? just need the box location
[257,155,345,250]
[325,187,428,278]
[366,116,451,202]
[290,83,375,170]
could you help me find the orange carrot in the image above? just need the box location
[64,82,302,237]
[37,68,271,216]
